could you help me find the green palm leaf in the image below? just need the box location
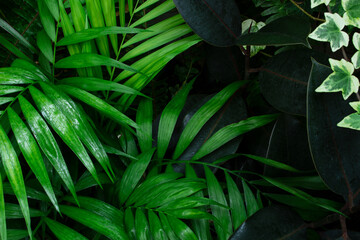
[8,108,59,212]
[28,86,101,187]
[18,96,79,205]
[0,125,32,239]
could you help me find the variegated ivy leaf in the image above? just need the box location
[309,13,349,52]
[310,0,331,8]
[316,58,359,100]
[241,19,266,57]
[338,102,360,130]
[342,0,360,28]
[351,33,360,69]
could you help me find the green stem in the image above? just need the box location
[289,0,325,22]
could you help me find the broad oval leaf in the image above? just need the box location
[307,60,360,203]
[173,0,242,46]
[229,205,306,240]
[258,49,321,116]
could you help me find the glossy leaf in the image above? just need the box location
[173,81,243,160]
[29,86,101,186]
[0,68,35,84]
[18,96,78,204]
[58,85,138,130]
[168,216,198,240]
[38,0,56,41]
[37,30,53,62]
[5,203,43,219]
[159,212,180,240]
[148,210,168,240]
[157,79,194,159]
[309,13,349,52]
[230,205,306,240]
[8,108,59,211]
[11,59,49,82]
[57,26,145,46]
[60,205,129,240]
[242,154,302,173]
[64,196,123,228]
[45,218,87,240]
[264,114,315,177]
[0,125,32,238]
[124,208,136,239]
[40,82,114,180]
[316,58,359,100]
[55,53,140,73]
[204,166,232,240]
[137,99,153,152]
[250,176,328,191]
[126,173,182,206]
[135,208,151,240]
[119,148,156,204]
[173,0,242,47]
[307,60,360,203]
[192,114,277,160]
[258,49,320,116]
[237,16,311,47]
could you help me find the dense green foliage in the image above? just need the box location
[0,0,360,239]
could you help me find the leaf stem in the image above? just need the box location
[289,0,325,22]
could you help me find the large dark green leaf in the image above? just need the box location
[173,0,242,46]
[258,49,318,116]
[307,60,360,203]
[264,114,314,177]
[237,16,311,47]
[229,205,306,240]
